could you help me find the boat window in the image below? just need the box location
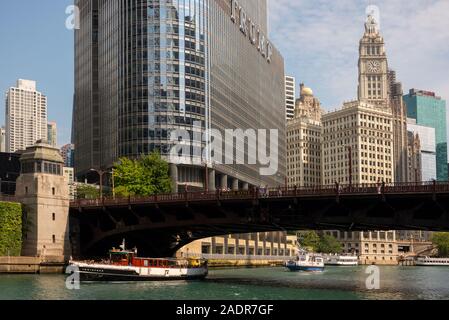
[144,260,149,267]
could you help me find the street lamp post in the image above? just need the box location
[90,169,105,198]
[111,168,115,199]
[204,163,209,192]
[90,168,114,198]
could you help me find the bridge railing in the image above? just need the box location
[70,181,449,208]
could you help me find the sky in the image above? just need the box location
[0,0,448,147]
[0,0,73,146]
[268,0,449,109]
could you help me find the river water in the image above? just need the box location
[1,266,448,300]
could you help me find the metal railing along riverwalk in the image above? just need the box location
[71,181,449,209]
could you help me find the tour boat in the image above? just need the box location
[69,242,208,282]
[323,254,359,266]
[416,257,449,267]
[285,249,325,272]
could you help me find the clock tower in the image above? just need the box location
[358,14,389,106]
[357,12,409,183]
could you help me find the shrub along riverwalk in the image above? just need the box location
[0,201,66,274]
[0,201,22,257]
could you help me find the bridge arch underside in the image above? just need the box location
[70,193,449,258]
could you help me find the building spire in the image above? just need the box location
[365,13,378,34]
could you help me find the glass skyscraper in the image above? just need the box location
[73,0,286,189]
[404,89,448,181]
[61,144,75,168]
[407,119,437,182]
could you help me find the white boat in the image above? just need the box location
[69,241,208,282]
[323,254,359,266]
[285,249,325,272]
[416,257,449,267]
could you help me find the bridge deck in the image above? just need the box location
[70,182,449,209]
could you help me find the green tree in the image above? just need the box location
[318,234,343,254]
[432,233,449,257]
[76,184,100,199]
[113,157,145,197]
[114,151,172,197]
[140,152,172,194]
[299,231,320,251]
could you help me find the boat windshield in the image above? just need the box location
[187,259,208,268]
[110,251,134,265]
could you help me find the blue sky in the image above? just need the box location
[268,0,449,110]
[0,0,73,145]
[1,0,448,147]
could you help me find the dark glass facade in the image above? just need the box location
[0,152,20,195]
[73,0,100,172]
[73,0,285,188]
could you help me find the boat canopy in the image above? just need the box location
[109,250,133,255]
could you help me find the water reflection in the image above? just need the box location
[0,266,449,300]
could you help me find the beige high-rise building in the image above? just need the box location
[319,14,413,264]
[322,14,402,186]
[320,102,398,264]
[5,79,48,153]
[285,76,296,120]
[389,70,408,183]
[287,84,323,187]
[0,127,5,153]
[322,101,394,185]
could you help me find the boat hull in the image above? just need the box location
[415,263,449,267]
[286,265,324,272]
[325,262,358,266]
[73,265,208,282]
[78,271,208,282]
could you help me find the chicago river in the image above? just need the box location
[1,266,449,300]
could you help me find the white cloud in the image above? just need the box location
[269,0,449,109]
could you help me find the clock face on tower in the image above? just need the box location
[367,60,381,73]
